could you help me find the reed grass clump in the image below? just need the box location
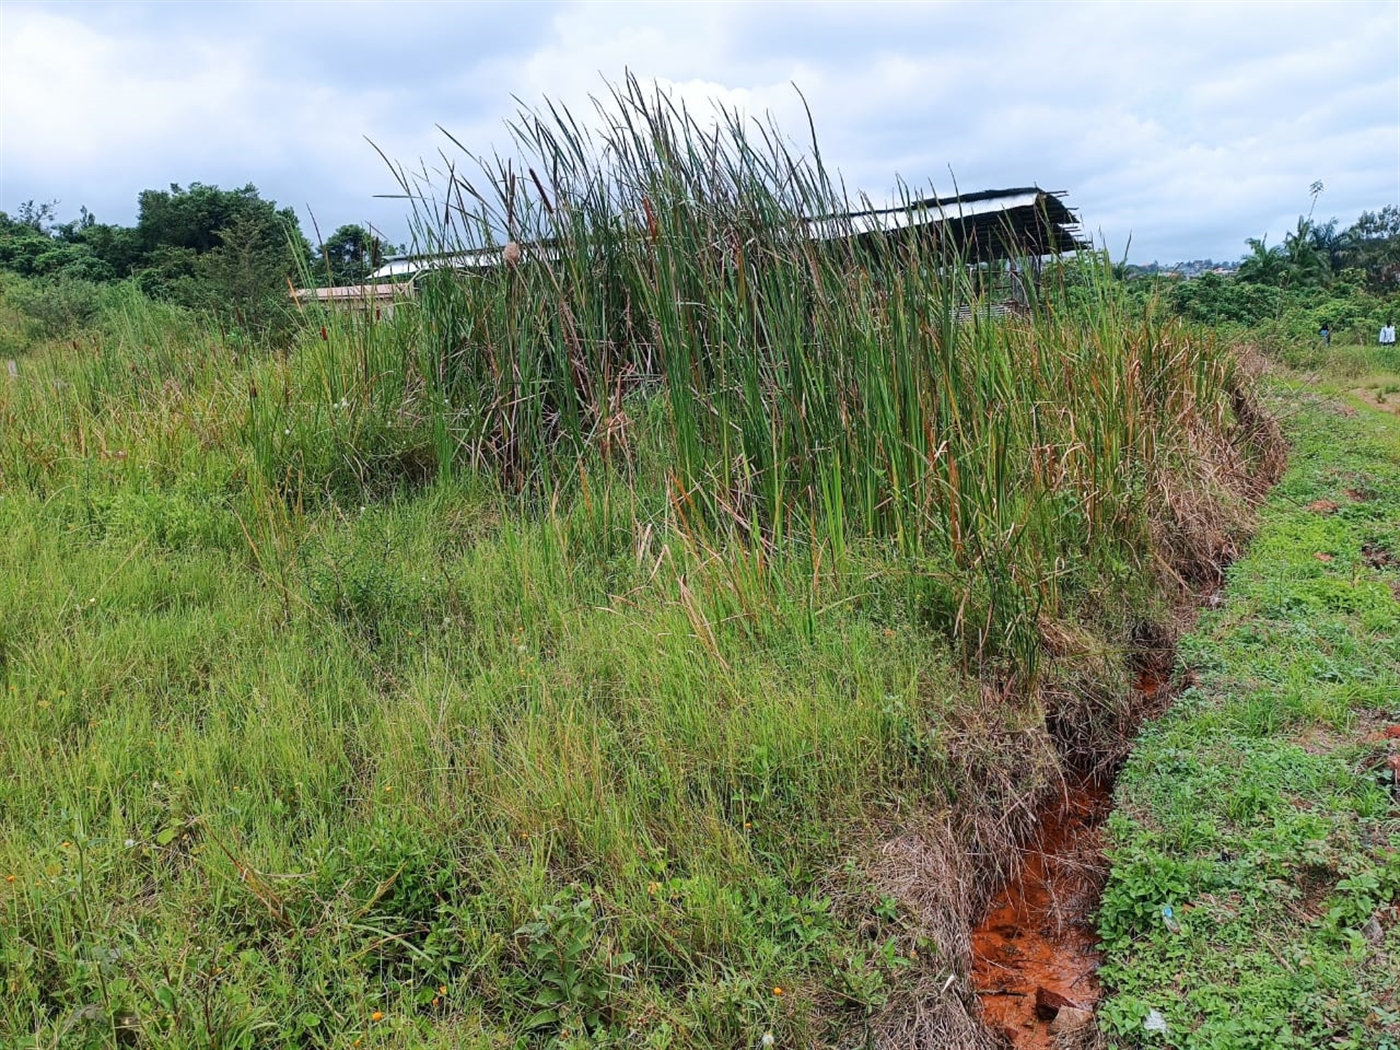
[268,76,1267,671]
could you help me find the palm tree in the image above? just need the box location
[1307,218,1352,276]
[1283,217,1329,287]
[1237,235,1287,285]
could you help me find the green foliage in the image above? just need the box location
[1,275,109,340]
[0,83,1295,1049]
[0,208,115,282]
[130,184,306,341]
[1237,235,1288,286]
[314,223,398,286]
[2,183,312,348]
[1170,271,1281,327]
[1347,205,1400,292]
[297,78,1266,671]
[135,182,304,259]
[1098,391,1400,1049]
[511,889,634,1035]
[1234,209,1399,294]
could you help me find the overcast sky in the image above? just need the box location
[2,0,1397,263]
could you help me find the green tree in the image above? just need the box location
[1283,216,1329,287]
[198,211,297,338]
[1236,236,1288,285]
[0,207,115,281]
[1307,217,1351,276]
[1344,206,1400,291]
[316,224,398,286]
[0,211,57,276]
[133,183,309,340]
[74,221,144,278]
[136,182,303,255]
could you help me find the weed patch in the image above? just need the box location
[1098,386,1400,1049]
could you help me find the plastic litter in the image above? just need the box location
[1143,1008,1169,1034]
[1161,904,1181,934]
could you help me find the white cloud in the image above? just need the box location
[1,0,1396,261]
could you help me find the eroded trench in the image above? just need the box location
[867,373,1285,1048]
[969,769,1112,1048]
[967,670,1171,1049]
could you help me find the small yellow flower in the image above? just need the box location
[370,1010,384,1022]
[5,875,15,883]
[383,785,392,794]
[439,985,448,995]
[772,986,784,997]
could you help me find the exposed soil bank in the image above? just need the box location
[970,772,1110,1048]
[971,674,1168,1048]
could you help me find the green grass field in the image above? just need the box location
[1098,381,1400,1049]
[0,281,1277,1050]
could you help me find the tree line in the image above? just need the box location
[1234,207,1400,291]
[1126,206,1400,342]
[0,183,397,340]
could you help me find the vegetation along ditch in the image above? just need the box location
[2,79,1393,1048]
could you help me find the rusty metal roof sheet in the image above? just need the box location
[808,187,1086,259]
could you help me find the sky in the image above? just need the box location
[1,0,1397,264]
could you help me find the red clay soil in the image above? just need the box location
[970,773,1109,1048]
[971,673,1167,1047]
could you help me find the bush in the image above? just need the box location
[3,274,109,341]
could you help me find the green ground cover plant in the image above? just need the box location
[1098,384,1400,1049]
[2,83,1280,1048]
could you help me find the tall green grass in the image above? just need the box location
[262,77,1260,671]
[0,82,1280,1049]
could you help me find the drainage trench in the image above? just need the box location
[970,672,1167,1048]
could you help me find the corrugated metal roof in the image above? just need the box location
[360,185,1086,281]
[809,187,1087,259]
[806,189,1048,241]
[368,244,561,280]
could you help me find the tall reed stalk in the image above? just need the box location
[265,76,1245,672]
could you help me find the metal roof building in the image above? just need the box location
[807,187,1086,260]
[356,186,1086,283]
